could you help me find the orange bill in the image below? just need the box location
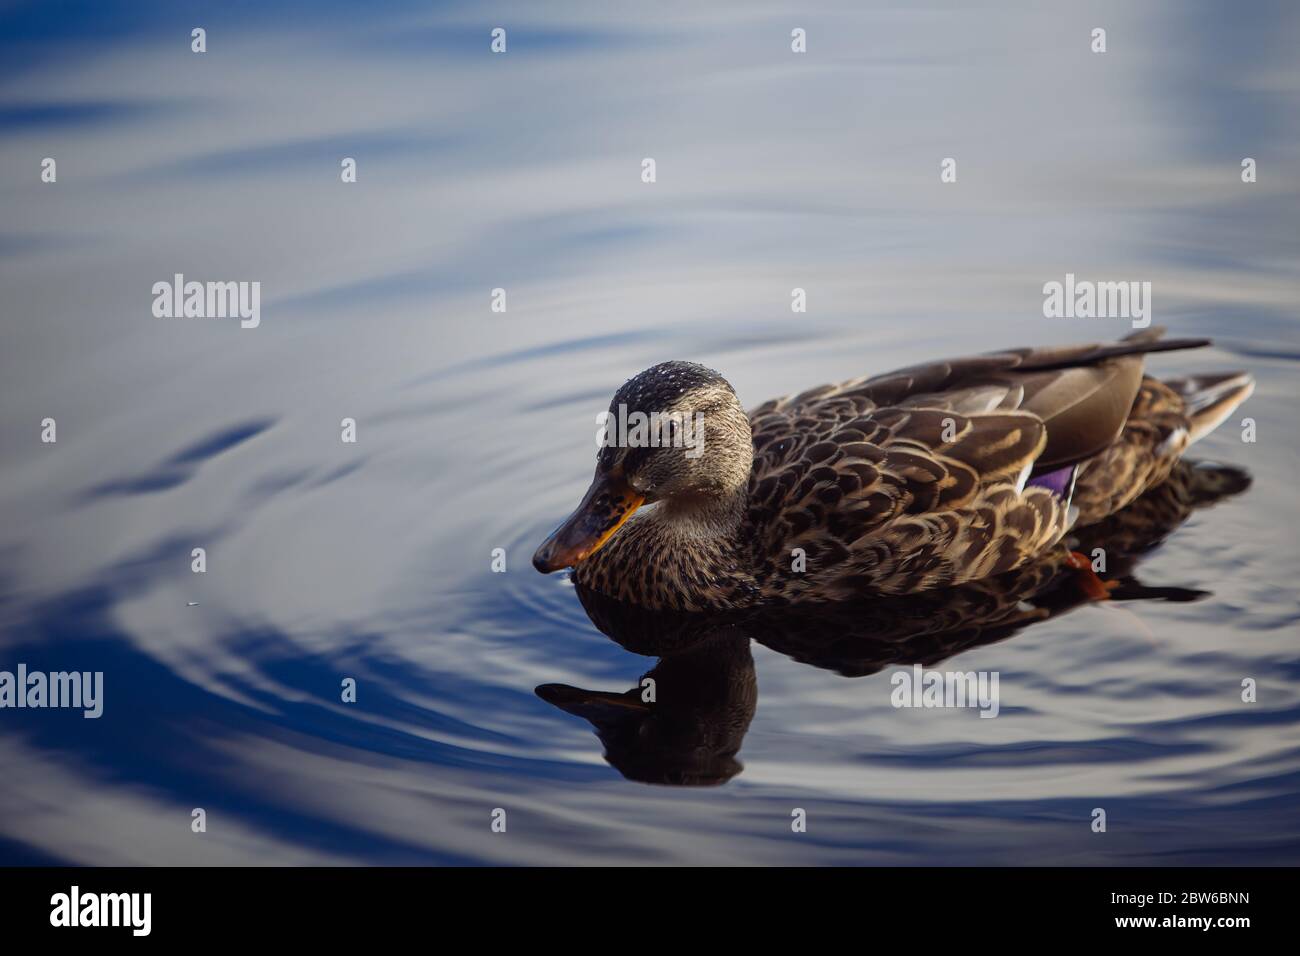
[533,470,644,572]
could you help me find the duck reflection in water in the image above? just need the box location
[537,460,1250,786]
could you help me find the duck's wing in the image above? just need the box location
[749,329,1210,472]
[746,398,1060,593]
[743,330,1212,595]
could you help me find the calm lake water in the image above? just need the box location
[1,1,1298,864]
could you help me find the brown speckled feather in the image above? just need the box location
[744,400,1064,598]
[560,331,1252,610]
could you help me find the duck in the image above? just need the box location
[532,328,1253,611]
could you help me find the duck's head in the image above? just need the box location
[533,361,752,573]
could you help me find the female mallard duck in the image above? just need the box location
[533,329,1253,611]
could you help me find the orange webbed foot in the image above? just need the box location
[1066,551,1120,601]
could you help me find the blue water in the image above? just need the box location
[1,0,1298,864]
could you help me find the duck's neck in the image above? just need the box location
[574,486,755,611]
[658,485,749,538]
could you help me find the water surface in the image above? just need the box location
[1,0,1298,864]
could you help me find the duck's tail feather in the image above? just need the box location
[1015,326,1210,372]
[1163,372,1256,444]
